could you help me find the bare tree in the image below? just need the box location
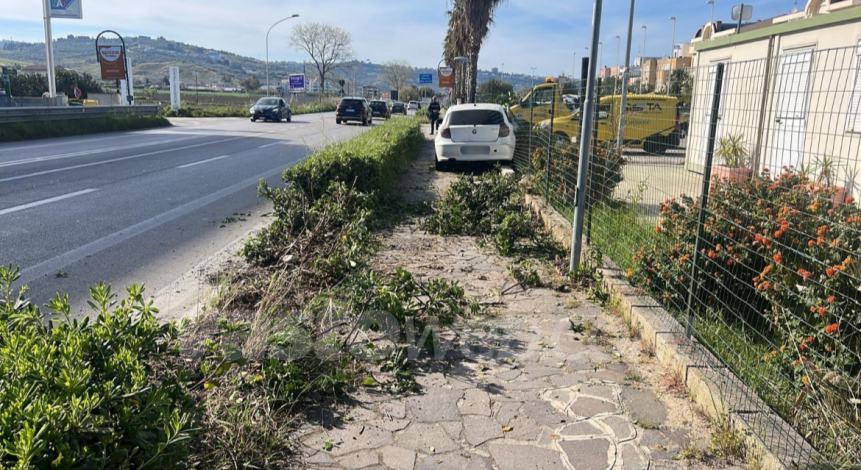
[290,22,352,95]
[382,61,412,94]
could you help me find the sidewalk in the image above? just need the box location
[297,127,734,469]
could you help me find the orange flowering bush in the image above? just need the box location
[632,169,861,393]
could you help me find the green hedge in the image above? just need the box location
[0,115,170,142]
[0,267,193,468]
[162,102,336,118]
[243,117,423,267]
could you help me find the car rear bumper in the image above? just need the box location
[337,113,365,121]
[434,142,515,162]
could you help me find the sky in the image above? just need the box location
[0,0,800,76]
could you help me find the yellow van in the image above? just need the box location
[509,81,574,124]
[539,94,680,154]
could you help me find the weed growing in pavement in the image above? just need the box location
[507,260,542,288]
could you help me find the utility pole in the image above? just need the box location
[570,0,604,270]
[616,0,635,156]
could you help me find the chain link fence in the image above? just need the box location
[507,46,861,467]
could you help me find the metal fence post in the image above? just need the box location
[544,87,556,203]
[528,88,534,161]
[684,62,725,339]
[569,0,603,271]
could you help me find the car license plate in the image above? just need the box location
[346,108,354,112]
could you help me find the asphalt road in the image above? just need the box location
[0,113,374,316]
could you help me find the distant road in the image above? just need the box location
[0,113,373,316]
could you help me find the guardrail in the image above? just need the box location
[0,105,161,124]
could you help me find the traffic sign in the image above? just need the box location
[49,0,83,19]
[288,74,305,92]
[419,73,433,84]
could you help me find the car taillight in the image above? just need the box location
[440,127,451,138]
[498,125,510,137]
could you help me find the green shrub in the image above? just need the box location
[0,266,193,468]
[632,170,861,462]
[425,169,563,259]
[0,115,170,142]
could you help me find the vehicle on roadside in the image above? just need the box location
[434,103,516,170]
[336,97,372,125]
[250,97,291,122]
[407,101,419,111]
[369,100,391,120]
[539,94,681,154]
[509,80,569,123]
[391,102,407,115]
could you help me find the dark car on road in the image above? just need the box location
[369,100,390,120]
[391,101,407,115]
[336,97,371,125]
[250,97,291,122]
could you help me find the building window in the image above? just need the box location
[849,41,861,133]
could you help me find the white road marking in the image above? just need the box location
[17,165,290,285]
[178,154,232,168]
[0,136,198,168]
[257,142,283,149]
[0,188,99,216]
[0,137,244,183]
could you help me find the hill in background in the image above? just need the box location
[0,35,538,92]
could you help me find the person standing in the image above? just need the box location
[428,96,442,135]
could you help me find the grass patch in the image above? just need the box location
[0,115,170,142]
[589,202,658,272]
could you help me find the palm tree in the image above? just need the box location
[444,0,503,103]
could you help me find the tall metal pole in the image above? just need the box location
[265,14,299,97]
[41,0,56,98]
[569,0,603,270]
[616,0,635,156]
[670,16,677,58]
[639,25,647,93]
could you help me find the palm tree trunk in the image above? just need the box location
[468,52,479,103]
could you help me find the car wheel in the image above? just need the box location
[250,117,256,122]
[285,114,292,123]
[435,159,448,171]
[336,119,341,124]
[553,132,570,146]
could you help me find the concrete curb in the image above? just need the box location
[524,193,816,470]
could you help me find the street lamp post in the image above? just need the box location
[639,25,647,93]
[265,13,299,96]
[669,16,677,58]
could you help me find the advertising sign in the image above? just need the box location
[438,66,454,88]
[49,0,83,19]
[97,45,126,80]
[169,66,181,110]
[288,74,305,92]
[419,73,433,84]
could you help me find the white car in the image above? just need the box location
[434,103,516,170]
[407,101,419,111]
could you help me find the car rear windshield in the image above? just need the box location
[370,101,385,108]
[447,110,505,126]
[340,99,364,107]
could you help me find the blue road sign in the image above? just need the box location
[419,73,433,84]
[288,74,305,92]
